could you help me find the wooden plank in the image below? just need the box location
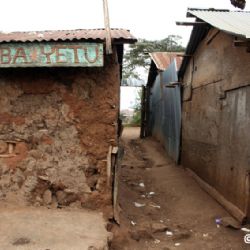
[186,168,246,223]
[106,146,112,187]
[103,0,112,54]
[0,42,104,67]
[176,21,207,26]
[113,147,123,224]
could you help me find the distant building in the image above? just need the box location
[142,52,183,162]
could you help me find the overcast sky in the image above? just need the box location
[1,0,249,44]
[1,0,248,110]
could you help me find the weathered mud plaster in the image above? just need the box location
[0,52,119,212]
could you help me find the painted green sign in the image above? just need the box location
[0,42,103,67]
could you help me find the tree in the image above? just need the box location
[123,35,185,80]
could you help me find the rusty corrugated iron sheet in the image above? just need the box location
[0,29,136,44]
[149,52,183,71]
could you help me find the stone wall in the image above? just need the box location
[182,29,250,215]
[0,50,119,212]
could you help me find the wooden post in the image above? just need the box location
[103,0,112,54]
[186,168,246,223]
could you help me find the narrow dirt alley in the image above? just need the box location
[111,127,247,250]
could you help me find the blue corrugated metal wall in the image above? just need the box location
[149,59,181,163]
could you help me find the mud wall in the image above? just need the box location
[0,49,120,212]
[182,29,250,214]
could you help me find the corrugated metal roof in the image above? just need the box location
[147,52,183,88]
[149,52,183,71]
[179,8,250,78]
[188,8,250,39]
[0,28,136,44]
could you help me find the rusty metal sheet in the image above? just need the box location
[0,42,103,67]
[149,52,183,71]
[0,29,137,44]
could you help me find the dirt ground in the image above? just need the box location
[111,127,248,250]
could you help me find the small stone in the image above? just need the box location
[34,202,41,207]
[56,190,67,205]
[88,247,98,250]
[64,193,78,205]
[36,196,43,203]
[69,201,81,209]
[38,175,49,181]
[12,237,31,246]
[12,169,25,186]
[36,123,44,129]
[64,188,75,194]
[173,231,191,240]
[43,189,52,205]
[129,230,152,241]
[0,164,9,174]
[144,206,158,216]
[151,223,168,233]
[0,141,8,154]
[29,150,43,160]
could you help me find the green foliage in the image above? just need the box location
[123,35,185,80]
[230,0,245,9]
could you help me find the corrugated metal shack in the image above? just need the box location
[179,8,250,222]
[0,28,136,215]
[142,52,182,163]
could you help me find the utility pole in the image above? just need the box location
[103,0,112,54]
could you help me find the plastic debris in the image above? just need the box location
[149,192,155,196]
[215,218,221,224]
[134,202,146,208]
[150,204,161,209]
[166,231,173,236]
[141,195,146,198]
[215,218,221,228]
[160,220,164,223]
[131,221,136,226]
[175,243,181,246]
[139,183,145,188]
[203,233,209,237]
[241,228,250,233]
